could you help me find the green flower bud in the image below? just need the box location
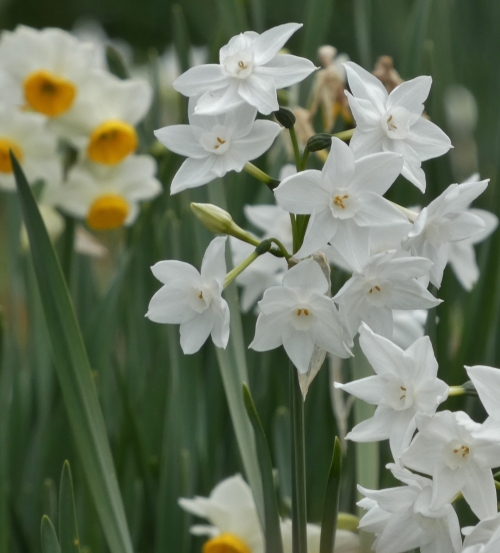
[306,133,333,152]
[273,106,296,129]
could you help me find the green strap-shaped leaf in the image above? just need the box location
[58,462,80,553]
[11,153,134,553]
[319,437,342,553]
[243,384,283,553]
[41,516,61,553]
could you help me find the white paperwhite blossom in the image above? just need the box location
[344,61,452,192]
[155,100,281,194]
[54,156,161,230]
[466,365,500,443]
[400,410,500,520]
[462,514,500,553]
[179,474,263,553]
[333,249,440,340]
[358,464,462,553]
[280,519,360,553]
[250,258,350,373]
[146,236,230,354]
[335,323,448,458]
[274,137,406,258]
[403,179,489,287]
[173,23,316,115]
[391,309,427,349]
[448,208,498,290]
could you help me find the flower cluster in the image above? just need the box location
[145,21,500,553]
[0,25,161,246]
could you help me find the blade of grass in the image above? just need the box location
[58,462,81,553]
[11,153,134,553]
[0,313,9,553]
[353,0,372,69]
[319,437,342,553]
[243,384,283,553]
[41,517,61,553]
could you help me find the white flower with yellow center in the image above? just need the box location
[173,23,316,115]
[54,156,161,231]
[0,25,100,117]
[147,236,230,354]
[52,70,151,165]
[179,475,263,553]
[250,258,350,373]
[0,106,60,191]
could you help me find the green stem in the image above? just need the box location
[244,162,279,189]
[289,127,302,172]
[224,249,261,288]
[333,128,355,142]
[290,363,307,553]
[300,149,310,171]
[290,214,299,254]
[448,386,466,397]
[269,238,292,260]
[60,216,75,285]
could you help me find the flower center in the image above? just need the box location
[223,50,255,79]
[443,439,473,470]
[330,189,358,219]
[86,194,130,231]
[87,120,138,165]
[381,107,412,140]
[189,286,214,313]
[384,380,414,411]
[23,69,76,117]
[290,304,315,331]
[200,125,231,155]
[364,279,392,307]
[203,533,251,553]
[0,137,23,173]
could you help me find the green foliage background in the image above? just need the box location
[1,0,500,552]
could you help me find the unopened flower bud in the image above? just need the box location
[307,133,332,152]
[190,203,259,247]
[273,106,296,129]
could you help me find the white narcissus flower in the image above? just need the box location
[343,61,452,192]
[147,237,230,354]
[173,23,316,115]
[155,100,281,194]
[54,156,161,231]
[448,208,498,290]
[0,25,100,116]
[358,464,462,553]
[403,179,489,287]
[250,258,350,373]
[179,474,263,553]
[466,365,500,443]
[280,519,360,553]
[274,138,406,258]
[52,70,151,165]
[0,107,60,191]
[461,514,500,553]
[400,410,500,520]
[391,309,427,349]
[333,250,441,340]
[335,323,448,458]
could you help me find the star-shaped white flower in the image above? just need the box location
[466,364,500,443]
[173,23,316,115]
[155,100,281,194]
[179,474,264,553]
[333,249,440,340]
[146,236,230,354]
[344,61,452,192]
[403,179,489,287]
[461,514,500,553]
[335,323,448,458]
[250,258,350,373]
[274,137,406,258]
[358,464,462,553]
[400,410,500,520]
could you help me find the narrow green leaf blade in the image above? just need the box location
[243,384,283,553]
[11,153,134,553]
[319,437,342,553]
[58,462,80,553]
[41,516,61,553]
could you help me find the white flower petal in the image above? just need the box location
[347,406,395,442]
[350,152,403,195]
[173,64,227,96]
[151,259,201,286]
[229,120,281,161]
[461,464,498,520]
[387,76,432,115]
[322,137,355,186]
[344,61,388,113]
[195,81,245,115]
[282,258,328,294]
[355,192,407,227]
[201,236,227,284]
[358,323,405,378]
[345,91,381,130]
[449,212,485,241]
[255,54,316,88]
[238,74,279,114]
[252,23,303,65]
[249,312,287,351]
[383,138,426,192]
[274,170,328,214]
[389,280,442,310]
[179,308,215,354]
[349,128,385,157]
[296,207,338,257]
[146,285,196,324]
[335,375,387,404]
[154,124,208,158]
[405,117,452,161]
[282,326,316,373]
[170,157,217,194]
[466,366,500,418]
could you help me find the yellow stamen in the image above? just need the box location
[203,533,251,553]
[453,445,470,458]
[0,138,23,173]
[23,69,76,117]
[238,61,247,69]
[87,120,138,165]
[333,194,349,209]
[304,309,309,316]
[86,194,129,231]
[199,291,204,299]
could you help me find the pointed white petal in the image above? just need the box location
[355,192,408,227]
[349,128,385,157]
[295,208,338,257]
[405,335,439,381]
[389,280,442,310]
[468,208,498,244]
[154,125,208,158]
[195,82,245,115]
[252,23,303,65]
[238,74,279,115]
[179,308,215,354]
[230,120,281,161]
[210,302,230,349]
[405,117,452,161]
[255,54,316,88]
[346,406,394,442]
[146,285,195,324]
[327,221,370,273]
[383,138,426,192]
[466,366,500,418]
[400,433,441,475]
[224,103,258,139]
[448,241,478,291]
[344,91,381,130]
[173,64,228,96]
[336,375,387,404]
[350,151,403,195]
[282,258,328,294]
[388,409,417,458]
[322,137,355,186]
[282,326,316,373]
[461,464,497,520]
[250,312,287,351]
[449,212,485,241]
[343,61,388,113]
[376,514,423,553]
[387,76,432,115]
[358,323,405,378]
[274,170,328,214]
[170,157,217,194]
[151,259,201,286]
[201,236,227,284]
